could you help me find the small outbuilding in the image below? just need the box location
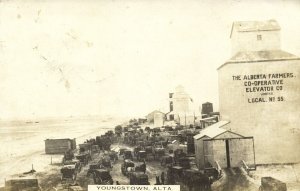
[45,138,76,154]
[146,110,165,124]
[201,102,213,115]
[194,121,255,170]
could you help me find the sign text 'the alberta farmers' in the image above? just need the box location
[232,73,295,103]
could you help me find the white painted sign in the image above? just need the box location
[232,72,295,103]
[88,185,180,191]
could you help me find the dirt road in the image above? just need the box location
[32,143,167,190]
[212,168,259,191]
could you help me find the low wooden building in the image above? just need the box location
[199,116,219,128]
[5,177,40,191]
[194,121,255,170]
[44,138,76,154]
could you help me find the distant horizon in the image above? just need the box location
[0,114,127,122]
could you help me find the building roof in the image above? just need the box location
[45,138,74,141]
[199,116,218,121]
[7,174,37,180]
[218,50,300,70]
[194,121,229,140]
[175,85,185,92]
[146,110,165,116]
[230,19,280,38]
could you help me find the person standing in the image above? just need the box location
[141,160,146,174]
[167,167,175,184]
[161,171,165,185]
[155,175,161,185]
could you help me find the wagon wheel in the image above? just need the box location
[78,164,82,173]
[87,171,91,177]
[102,179,111,185]
[151,153,155,160]
[121,167,125,175]
[92,172,100,184]
[153,151,156,160]
[98,177,104,184]
[72,174,77,181]
[174,173,180,183]
[86,176,95,185]
[129,177,134,185]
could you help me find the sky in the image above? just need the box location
[0,0,300,120]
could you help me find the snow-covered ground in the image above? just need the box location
[249,164,300,191]
[0,117,123,187]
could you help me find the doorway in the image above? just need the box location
[225,139,231,168]
[203,137,255,169]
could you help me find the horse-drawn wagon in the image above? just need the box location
[129,172,150,185]
[91,169,113,185]
[60,164,77,183]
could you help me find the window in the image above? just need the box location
[169,101,173,111]
[257,34,262,40]
[170,114,174,120]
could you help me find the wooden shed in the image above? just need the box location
[5,178,40,191]
[44,138,76,154]
[194,121,255,170]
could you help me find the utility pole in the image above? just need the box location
[185,113,186,128]
[193,111,195,126]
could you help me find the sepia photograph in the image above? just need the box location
[0,0,299,190]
